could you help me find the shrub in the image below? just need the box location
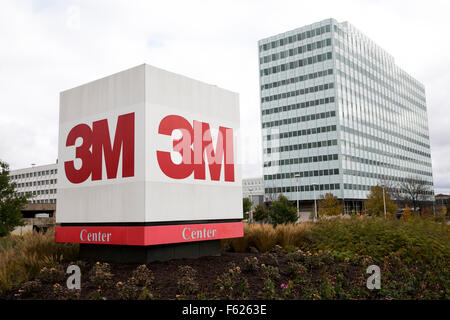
[250,224,277,253]
[364,186,397,217]
[300,216,450,266]
[226,223,278,253]
[253,205,268,222]
[259,264,280,300]
[269,194,298,226]
[280,280,295,299]
[243,198,253,214]
[402,205,412,220]
[242,256,259,273]
[88,286,106,300]
[216,263,249,299]
[261,264,280,281]
[177,265,199,296]
[286,261,302,277]
[284,244,297,253]
[0,160,30,237]
[17,279,41,298]
[88,262,114,288]
[53,283,80,300]
[38,266,66,284]
[116,279,141,300]
[224,223,252,252]
[318,193,343,217]
[260,277,277,300]
[260,252,278,266]
[0,229,78,294]
[131,265,154,287]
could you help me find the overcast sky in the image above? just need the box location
[0,0,449,194]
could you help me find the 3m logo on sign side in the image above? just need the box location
[64,112,235,184]
[156,115,235,182]
[64,112,135,183]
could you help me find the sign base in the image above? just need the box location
[79,240,222,263]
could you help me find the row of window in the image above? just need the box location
[335,51,426,113]
[344,156,433,178]
[29,199,56,204]
[265,168,340,181]
[341,117,431,161]
[10,169,57,180]
[262,110,336,129]
[259,24,331,52]
[343,153,432,175]
[261,96,335,116]
[343,183,433,195]
[265,183,340,195]
[343,166,433,184]
[337,78,427,139]
[266,124,337,141]
[341,139,433,180]
[334,35,425,101]
[336,50,425,108]
[338,90,429,142]
[260,38,332,64]
[15,179,57,188]
[260,52,333,77]
[343,184,371,191]
[243,181,263,186]
[339,96,428,143]
[265,139,338,154]
[264,178,432,196]
[342,125,431,159]
[15,189,57,197]
[336,69,429,134]
[264,153,338,168]
[261,82,334,103]
[261,68,333,91]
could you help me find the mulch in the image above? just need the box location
[5,251,294,300]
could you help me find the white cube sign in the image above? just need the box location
[55,64,243,246]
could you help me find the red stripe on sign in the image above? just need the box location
[55,222,243,246]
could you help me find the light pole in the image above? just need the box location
[313,184,318,220]
[248,188,254,223]
[295,173,300,219]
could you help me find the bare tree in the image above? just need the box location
[397,176,433,213]
[378,179,406,207]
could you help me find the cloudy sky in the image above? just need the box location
[0,0,449,194]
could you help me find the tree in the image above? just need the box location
[253,205,268,222]
[402,205,411,220]
[378,179,404,207]
[0,160,30,237]
[364,186,397,217]
[268,194,298,226]
[243,197,253,213]
[242,198,253,220]
[441,205,448,217]
[398,176,432,213]
[317,193,343,217]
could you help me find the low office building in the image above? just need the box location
[8,163,58,233]
[243,177,264,210]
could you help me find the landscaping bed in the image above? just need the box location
[1,216,449,300]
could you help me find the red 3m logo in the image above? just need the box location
[156,115,235,182]
[64,112,135,184]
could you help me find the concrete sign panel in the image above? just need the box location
[55,64,243,246]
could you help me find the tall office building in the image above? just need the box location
[258,18,434,213]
